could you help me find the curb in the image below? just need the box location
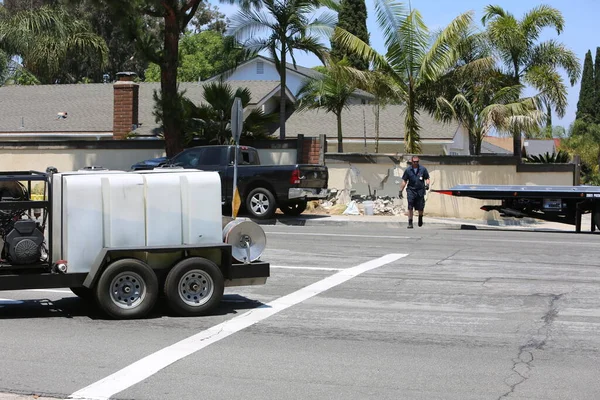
[253,214,573,231]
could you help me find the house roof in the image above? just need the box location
[0,80,282,136]
[523,139,556,157]
[207,55,375,100]
[483,136,514,152]
[480,140,512,154]
[275,104,460,141]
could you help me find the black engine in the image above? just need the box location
[3,220,45,265]
[0,181,47,266]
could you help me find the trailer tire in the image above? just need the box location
[94,258,159,320]
[164,257,224,317]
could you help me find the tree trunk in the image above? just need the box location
[513,128,522,160]
[161,8,184,157]
[337,111,343,153]
[279,47,287,140]
[468,131,476,155]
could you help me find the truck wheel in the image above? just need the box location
[94,258,159,320]
[280,200,308,216]
[164,257,224,317]
[246,187,276,219]
[70,287,93,301]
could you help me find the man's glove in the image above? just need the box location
[398,190,404,199]
[425,184,430,191]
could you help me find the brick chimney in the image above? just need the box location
[113,71,139,139]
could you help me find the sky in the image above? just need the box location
[209,0,600,130]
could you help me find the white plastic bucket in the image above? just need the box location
[363,201,374,215]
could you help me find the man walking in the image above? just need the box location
[399,156,430,228]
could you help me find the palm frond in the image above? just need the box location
[420,11,473,82]
[524,64,568,117]
[520,5,564,39]
[527,40,581,85]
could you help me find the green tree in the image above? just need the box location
[90,0,204,157]
[170,81,278,145]
[576,50,595,122]
[0,5,108,84]
[296,59,359,152]
[144,30,244,82]
[190,2,228,34]
[332,0,473,153]
[560,120,600,184]
[225,0,336,140]
[330,0,369,70]
[482,4,581,158]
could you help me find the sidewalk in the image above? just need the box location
[257,212,595,233]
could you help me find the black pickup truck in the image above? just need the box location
[131,145,329,219]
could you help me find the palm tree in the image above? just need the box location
[332,0,473,153]
[421,25,545,155]
[481,4,581,157]
[361,69,401,153]
[295,58,360,152]
[225,0,336,139]
[176,81,278,145]
[0,5,108,84]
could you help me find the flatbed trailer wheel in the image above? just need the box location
[164,257,224,317]
[95,258,159,319]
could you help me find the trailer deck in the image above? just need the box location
[434,184,600,232]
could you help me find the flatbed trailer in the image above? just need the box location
[0,168,271,319]
[433,184,600,233]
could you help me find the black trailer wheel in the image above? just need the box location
[280,200,308,216]
[94,258,159,320]
[164,257,224,317]
[246,187,276,219]
[70,287,93,301]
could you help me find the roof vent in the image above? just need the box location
[256,61,264,75]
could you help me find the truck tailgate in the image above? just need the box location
[298,165,328,188]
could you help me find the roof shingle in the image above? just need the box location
[0,80,281,135]
[276,104,460,140]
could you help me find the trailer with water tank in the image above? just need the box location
[0,167,270,319]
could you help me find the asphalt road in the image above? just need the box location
[0,223,599,400]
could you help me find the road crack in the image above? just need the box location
[497,293,565,399]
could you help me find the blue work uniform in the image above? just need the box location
[402,165,430,211]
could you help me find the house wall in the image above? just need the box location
[325,154,575,220]
[222,59,308,97]
[444,126,469,155]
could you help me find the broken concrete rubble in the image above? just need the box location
[313,188,406,216]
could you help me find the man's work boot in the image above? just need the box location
[407,219,413,229]
[418,215,423,227]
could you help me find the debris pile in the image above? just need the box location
[313,189,406,216]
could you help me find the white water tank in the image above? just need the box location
[102,174,146,248]
[52,169,223,273]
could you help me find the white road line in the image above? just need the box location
[68,253,407,400]
[271,265,344,271]
[265,232,410,239]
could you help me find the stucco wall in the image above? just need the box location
[0,147,298,172]
[326,159,574,220]
[0,148,166,172]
